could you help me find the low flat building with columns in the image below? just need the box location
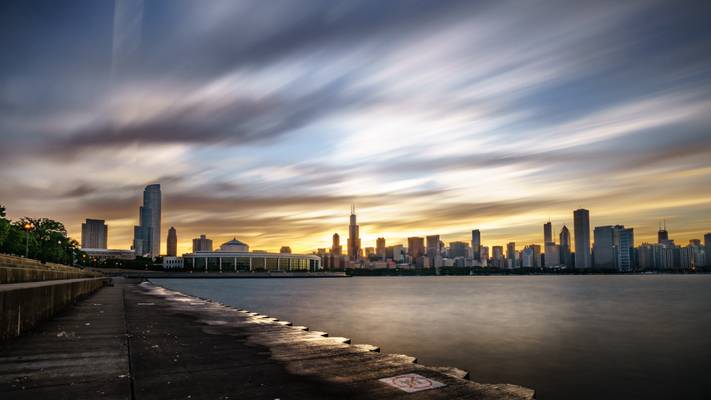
[181,238,322,272]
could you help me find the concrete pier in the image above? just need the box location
[0,278,535,399]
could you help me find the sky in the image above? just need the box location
[1,0,711,255]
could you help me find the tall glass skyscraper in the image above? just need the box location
[471,229,481,260]
[347,205,361,261]
[559,225,571,266]
[133,184,161,257]
[574,209,591,268]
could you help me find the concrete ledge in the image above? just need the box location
[0,277,110,342]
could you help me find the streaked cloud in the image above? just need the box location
[1,0,710,254]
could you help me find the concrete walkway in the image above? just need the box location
[0,278,535,400]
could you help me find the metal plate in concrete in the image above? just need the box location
[379,373,446,393]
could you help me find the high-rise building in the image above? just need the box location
[331,233,342,256]
[492,246,504,267]
[506,242,516,268]
[347,205,361,261]
[705,233,711,267]
[449,241,469,258]
[376,237,386,259]
[426,235,441,258]
[471,229,481,260]
[81,218,108,249]
[593,226,616,269]
[521,245,541,268]
[544,243,560,267]
[407,237,425,259]
[559,226,571,266]
[658,221,669,244]
[613,225,634,271]
[132,184,161,257]
[480,246,489,263]
[544,222,553,245]
[192,234,213,252]
[167,226,177,257]
[574,209,591,268]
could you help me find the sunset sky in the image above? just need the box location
[1,0,711,255]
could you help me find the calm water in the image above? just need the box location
[152,275,711,400]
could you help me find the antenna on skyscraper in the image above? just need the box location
[351,203,355,215]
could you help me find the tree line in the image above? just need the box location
[0,205,85,266]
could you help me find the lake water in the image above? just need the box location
[151,275,711,400]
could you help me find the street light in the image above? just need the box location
[22,222,34,258]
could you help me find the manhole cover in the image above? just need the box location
[379,373,446,393]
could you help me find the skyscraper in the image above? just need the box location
[559,225,571,266]
[426,235,441,258]
[574,209,591,268]
[544,221,552,244]
[133,184,161,257]
[192,234,213,252]
[347,205,361,261]
[407,237,425,259]
[471,229,481,260]
[506,242,516,268]
[167,226,177,257]
[613,225,634,271]
[449,241,469,258]
[81,219,108,249]
[593,225,615,269]
[658,221,669,243]
[705,233,711,267]
[376,237,386,259]
[331,233,342,255]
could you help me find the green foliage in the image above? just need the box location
[0,207,83,265]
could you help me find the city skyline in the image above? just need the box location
[1,1,711,255]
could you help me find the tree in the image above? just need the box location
[0,204,10,247]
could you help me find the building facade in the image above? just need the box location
[471,229,481,261]
[574,209,591,268]
[167,226,177,257]
[132,184,161,257]
[192,234,213,252]
[559,225,571,267]
[347,205,361,261]
[593,226,616,269]
[182,238,321,272]
[81,218,108,249]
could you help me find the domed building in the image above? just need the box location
[180,235,321,273]
[219,237,249,252]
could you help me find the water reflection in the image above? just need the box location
[152,275,711,400]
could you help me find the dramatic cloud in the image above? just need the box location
[1,0,710,253]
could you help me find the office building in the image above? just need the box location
[192,234,213,252]
[132,184,161,257]
[613,225,634,271]
[408,237,425,259]
[81,219,108,249]
[705,233,711,267]
[574,209,591,268]
[559,225,571,267]
[167,226,177,257]
[471,229,481,260]
[658,222,669,243]
[521,245,541,268]
[492,246,504,267]
[376,237,386,259]
[545,243,560,267]
[544,222,552,244]
[347,205,361,261]
[480,246,489,263]
[506,242,517,268]
[449,241,469,258]
[331,233,342,256]
[593,226,616,269]
[426,235,441,258]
